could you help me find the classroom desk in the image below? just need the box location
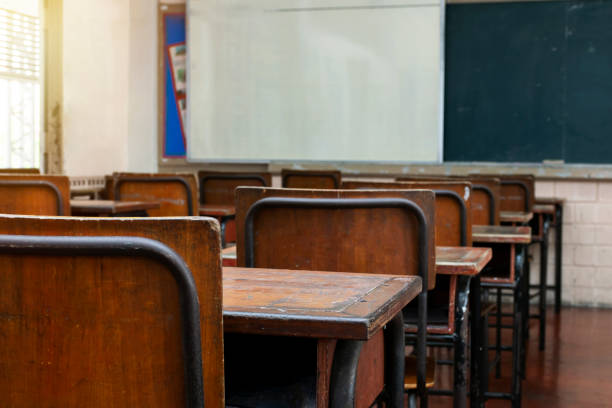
[69,199,160,217]
[200,205,236,247]
[223,266,421,408]
[221,246,492,407]
[499,211,534,224]
[535,198,564,313]
[472,225,531,245]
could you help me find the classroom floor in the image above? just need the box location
[429,306,612,408]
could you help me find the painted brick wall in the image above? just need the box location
[533,180,612,307]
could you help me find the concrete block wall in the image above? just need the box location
[532,180,612,307]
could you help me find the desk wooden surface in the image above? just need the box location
[435,246,492,276]
[533,204,556,214]
[70,199,160,215]
[222,267,421,340]
[499,210,533,223]
[223,246,492,277]
[472,225,532,244]
[199,204,236,217]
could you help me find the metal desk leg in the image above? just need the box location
[554,204,563,313]
[469,275,485,408]
[539,219,550,350]
[384,313,406,408]
[330,339,365,408]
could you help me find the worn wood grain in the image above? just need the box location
[473,225,532,244]
[500,211,534,223]
[235,187,436,290]
[70,199,161,216]
[281,169,342,189]
[435,246,492,276]
[0,174,70,215]
[108,172,198,216]
[0,215,224,408]
[223,266,421,340]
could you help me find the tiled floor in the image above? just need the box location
[429,307,612,407]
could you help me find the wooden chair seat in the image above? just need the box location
[404,355,436,390]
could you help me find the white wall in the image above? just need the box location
[532,180,612,307]
[62,0,160,176]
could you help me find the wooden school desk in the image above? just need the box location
[223,266,422,408]
[70,199,161,216]
[199,204,236,247]
[472,224,531,405]
[222,245,493,407]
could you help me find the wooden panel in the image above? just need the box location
[281,169,341,189]
[471,174,535,212]
[500,211,534,223]
[0,174,70,216]
[109,173,198,216]
[343,180,472,247]
[0,168,40,174]
[234,187,436,290]
[473,224,531,244]
[223,266,421,340]
[198,171,271,205]
[533,204,555,214]
[0,215,224,408]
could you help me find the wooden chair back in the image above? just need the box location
[109,173,198,216]
[345,180,472,247]
[398,176,501,226]
[281,169,341,189]
[470,174,534,212]
[0,174,70,215]
[235,187,436,290]
[198,171,271,205]
[0,168,40,174]
[0,215,224,408]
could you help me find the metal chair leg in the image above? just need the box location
[495,288,502,378]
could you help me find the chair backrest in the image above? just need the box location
[110,172,198,216]
[470,174,534,212]
[0,168,40,174]
[0,174,70,216]
[281,169,342,189]
[0,215,224,408]
[345,180,472,247]
[235,187,436,290]
[198,171,271,205]
[398,175,501,226]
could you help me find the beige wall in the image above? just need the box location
[532,180,612,307]
[62,0,160,176]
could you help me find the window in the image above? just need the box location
[0,3,41,168]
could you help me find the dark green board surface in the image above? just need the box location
[444,0,612,163]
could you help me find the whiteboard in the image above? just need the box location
[187,0,442,162]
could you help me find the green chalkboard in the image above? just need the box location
[444,0,612,163]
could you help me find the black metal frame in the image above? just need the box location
[0,234,204,407]
[281,172,341,189]
[0,180,64,215]
[243,196,430,408]
[114,176,195,216]
[199,174,268,205]
[500,180,530,212]
[472,184,496,225]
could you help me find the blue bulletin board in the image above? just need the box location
[161,8,186,158]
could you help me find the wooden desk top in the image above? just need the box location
[472,225,532,244]
[536,197,565,205]
[199,204,236,217]
[435,246,492,276]
[70,199,160,215]
[222,267,421,340]
[499,211,533,223]
[222,245,492,276]
[533,204,556,214]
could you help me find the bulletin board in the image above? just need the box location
[158,4,187,160]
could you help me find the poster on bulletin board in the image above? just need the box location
[158,4,186,159]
